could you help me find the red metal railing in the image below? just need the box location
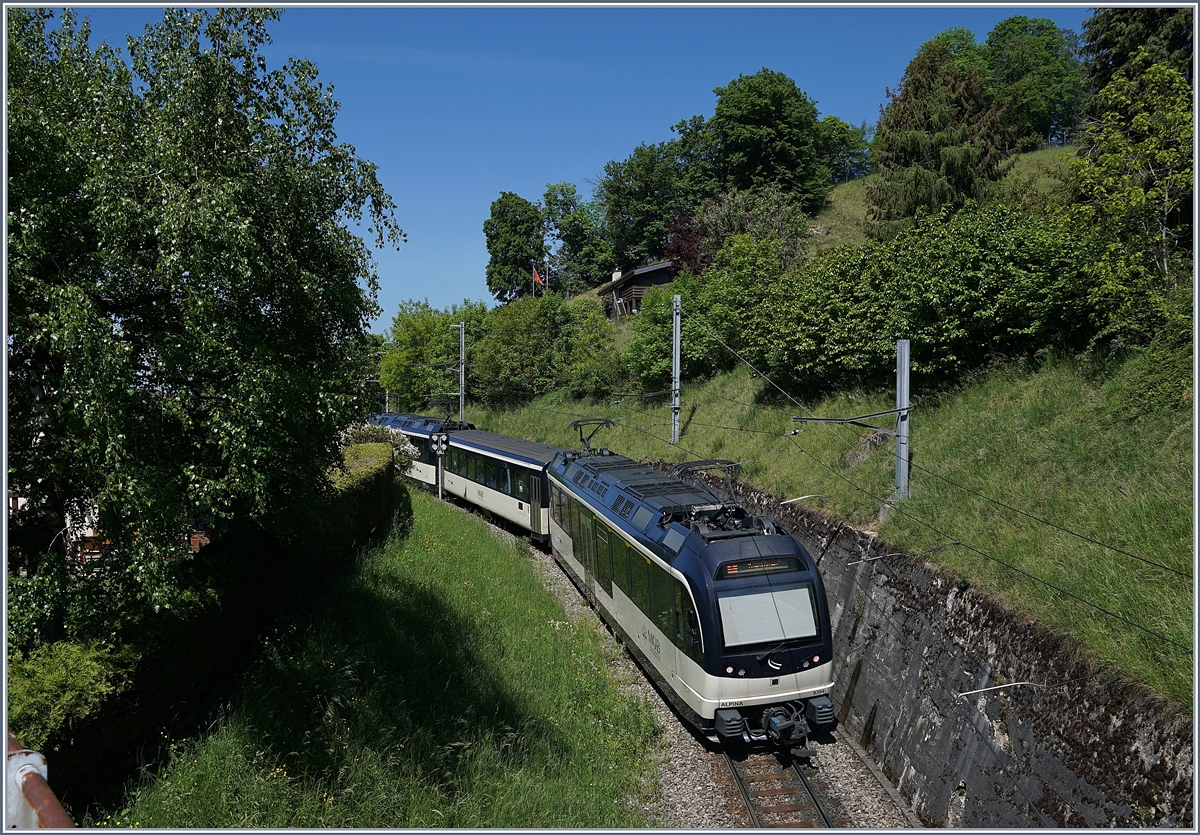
[6,731,74,828]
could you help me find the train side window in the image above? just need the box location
[631,554,650,615]
[550,484,561,524]
[485,461,498,489]
[515,470,529,502]
[648,562,674,635]
[595,524,612,595]
[501,465,512,495]
[675,581,703,663]
[613,538,630,595]
[578,509,594,575]
[466,453,477,482]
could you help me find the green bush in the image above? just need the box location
[341,422,395,446]
[565,299,628,400]
[333,443,395,547]
[760,202,1099,389]
[7,642,130,751]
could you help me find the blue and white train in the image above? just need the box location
[373,413,836,747]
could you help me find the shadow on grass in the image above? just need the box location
[235,568,570,794]
[49,476,415,818]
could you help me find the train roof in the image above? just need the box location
[554,452,722,518]
[374,413,475,435]
[449,429,570,468]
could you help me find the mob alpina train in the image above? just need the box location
[373,413,836,747]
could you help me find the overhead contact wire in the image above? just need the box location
[784,434,1193,655]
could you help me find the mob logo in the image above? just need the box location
[639,625,660,656]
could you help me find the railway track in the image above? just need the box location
[723,747,850,828]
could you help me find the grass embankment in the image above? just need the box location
[476,354,1192,706]
[93,487,660,828]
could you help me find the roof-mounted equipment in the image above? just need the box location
[567,418,615,455]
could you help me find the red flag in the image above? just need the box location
[533,267,544,286]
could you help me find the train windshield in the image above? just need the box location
[717,584,818,649]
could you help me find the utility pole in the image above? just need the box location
[895,339,911,501]
[788,338,913,518]
[448,322,465,423]
[671,294,681,444]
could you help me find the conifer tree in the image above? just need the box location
[866,41,1014,239]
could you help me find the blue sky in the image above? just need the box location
[71,4,1094,333]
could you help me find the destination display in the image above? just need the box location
[719,556,800,579]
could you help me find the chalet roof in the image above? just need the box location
[596,260,675,297]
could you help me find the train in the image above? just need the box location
[372,413,836,748]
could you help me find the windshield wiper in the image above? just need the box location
[755,640,791,663]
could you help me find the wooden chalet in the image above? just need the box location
[597,260,676,317]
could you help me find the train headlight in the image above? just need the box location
[726,666,734,674]
[737,668,746,677]
[813,655,820,663]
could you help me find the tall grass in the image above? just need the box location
[92,487,661,827]
[478,355,1193,706]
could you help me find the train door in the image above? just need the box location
[673,581,705,703]
[577,509,595,599]
[528,472,541,533]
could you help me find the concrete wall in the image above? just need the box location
[676,469,1193,827]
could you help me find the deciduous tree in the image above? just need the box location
[542,182,616,294]
[594,141,684,271]
[708,68,831,211]
[817,115,873,183]
[984,16,1085,147]
[7,8,402,643]
[666,184,811,274]
[378,299,487,415]
[1072,54,1193,343]
[483,191,546,303]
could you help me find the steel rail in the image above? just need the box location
[790,754,834,828]
[724,750,762,828]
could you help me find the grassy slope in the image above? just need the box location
[477,357,1192,706]
[96,487,660,827]
[482,149,1191,705]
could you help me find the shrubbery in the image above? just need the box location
[761,202,1100,388]
[7,441,399,762]
[8,642,132,751]
[624,201,1105,395]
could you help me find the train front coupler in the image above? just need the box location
[761,704,813,755]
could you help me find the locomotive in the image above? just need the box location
[372,413,835,747]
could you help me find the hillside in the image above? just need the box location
[497,146,1193,705]
[474,350,1192,708]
